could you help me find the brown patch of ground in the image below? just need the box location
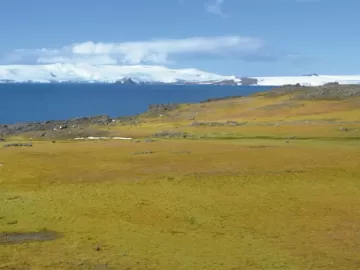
[0,230,62,245]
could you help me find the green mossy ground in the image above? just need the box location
[1,89,360,269]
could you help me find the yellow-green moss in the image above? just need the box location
[1,139,360,269]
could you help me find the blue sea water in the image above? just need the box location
[0,84,274,124]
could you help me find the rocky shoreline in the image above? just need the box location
[2,83,360,139]
[0,115,114,139]
[0,103,179,139]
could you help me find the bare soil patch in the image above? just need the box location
[0,230,62,245]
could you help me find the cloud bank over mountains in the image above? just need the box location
[1,36,266,66]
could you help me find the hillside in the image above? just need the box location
[100,84,360,140]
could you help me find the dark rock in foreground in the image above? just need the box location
[133,151,154,155]
[190,121,247,127]
[152,131,189,138]
[3,143,33,148]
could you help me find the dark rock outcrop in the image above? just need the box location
[212,79,238,86]
[303,73,319,77]
[115,77,137,85]
[152,131,189,138]
[240,77,258,85]
[190,121,247,127]
[147,103,179,114]
[3,143,33,148]
[0,115,113,138]
[201,95,243,103]
[198,77,258,86]
[265,83,360,100]
[133,151,154,155]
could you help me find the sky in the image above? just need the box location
[0,0,359,76]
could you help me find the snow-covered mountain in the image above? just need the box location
[0,63,360,86]
[0,63,233,84]
[254,75,360,87]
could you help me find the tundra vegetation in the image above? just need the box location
[1,84,360,270]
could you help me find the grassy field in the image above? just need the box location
[1,88,360,269]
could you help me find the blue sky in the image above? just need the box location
[0,0,359,76]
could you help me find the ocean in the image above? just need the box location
[0,84,274,124]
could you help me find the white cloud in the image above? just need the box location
[1,36,264,65]
[205,0,228,17]
[37,55,118,65]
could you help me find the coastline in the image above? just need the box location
[1,83,360,139]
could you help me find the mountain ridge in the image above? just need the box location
[1,63,360,86]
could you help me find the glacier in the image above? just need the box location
[0,63,233,84]
[0,63,360,86]
[255,75,360,87]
